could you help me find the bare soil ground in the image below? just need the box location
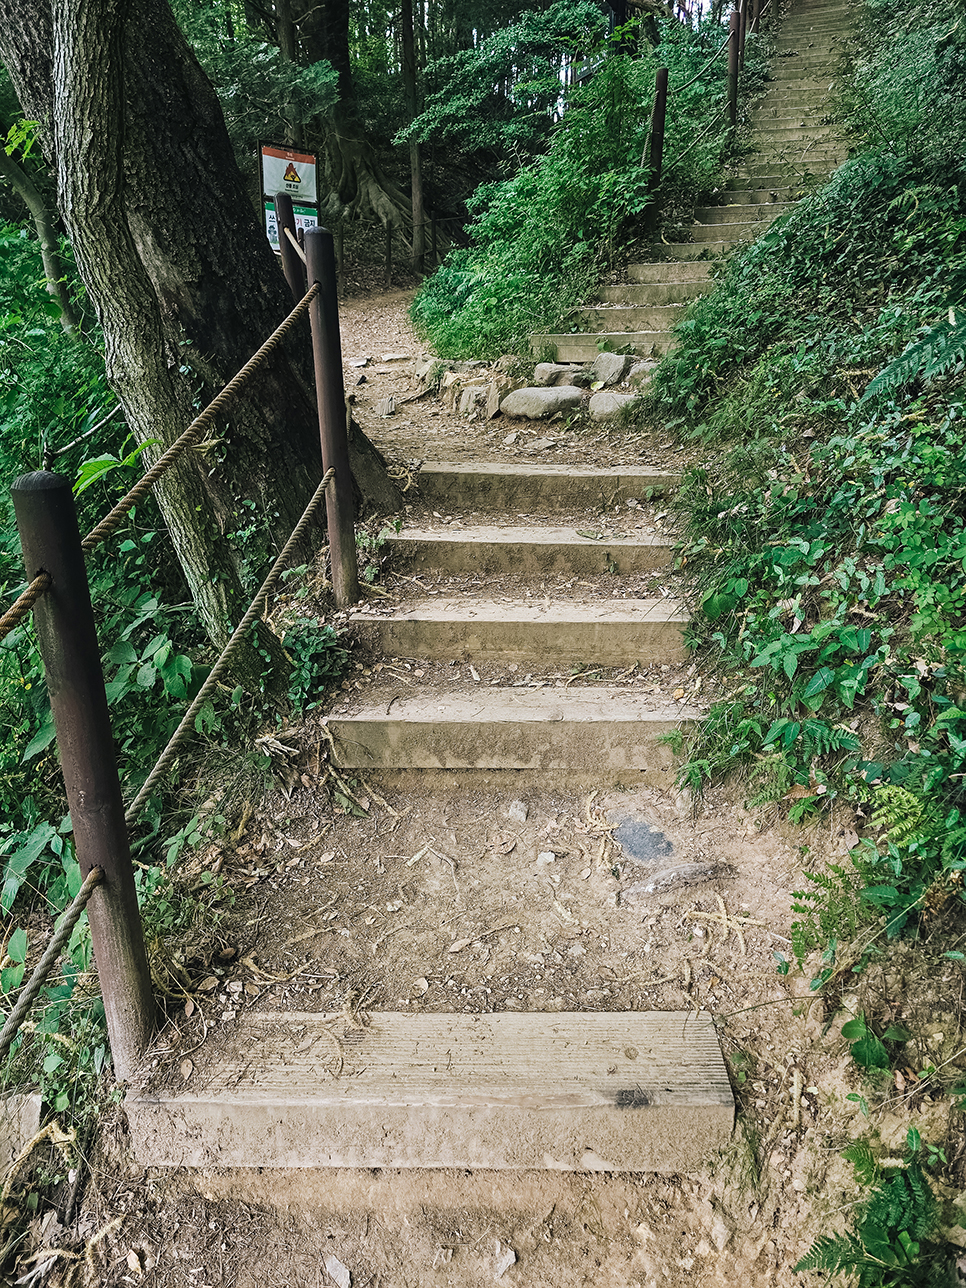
[14,289,966,1288]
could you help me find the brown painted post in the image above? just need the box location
[727,9,740,128]
[738,0,747,69]
[11,472,155,1082]
[648,67,669,190]
[303,227,360,608]
[751,0,761,35]
[273,192,307,304]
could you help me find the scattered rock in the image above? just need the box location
[588,390,635,420]
[528,437,557,451]
[503,431,519,445]
[459,386,488,416]
[613,819,673,864]
[374,396,396,417]
[507,800,529,823]
[628,360,658,387]
[348,357,370,368]
[493,1240,517,1279]
[534,362,572,386]
[439,370,463,409]
[380,352,410,362]
[487,377,522,419]
[414,357,445,384]
[324,1253,352,1288]
[588,351,632,386]
[500,386,582,419]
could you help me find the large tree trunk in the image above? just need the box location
[296,0,411,233]
[0,0,401,682]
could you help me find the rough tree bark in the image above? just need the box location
[0,0,400,682]
[401,0,426,275]
[296,0,411,234]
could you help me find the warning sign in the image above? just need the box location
[263,201,318,253]
[259,143,318,204]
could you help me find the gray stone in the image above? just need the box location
[588,391,635,420]
[628,360,658,388]
[528,438,557,451]
[589,351,632,386]
[374,396,396,417]
[459,386,487,416]
[500,386,582,420]
[534,363,572,387]
[613,819,673,864]
[507,800,529,823]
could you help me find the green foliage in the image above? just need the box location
[795,1130,955,1285]
[282,621,349,711]
[400,0,609,154]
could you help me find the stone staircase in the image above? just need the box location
[127,460,736,1173]
[531,0,853,362]
[127,0,853,1180]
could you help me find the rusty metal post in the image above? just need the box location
[11,472,155,1082]
[273,192,307,303]
[303,228,360,608]
[727,9,740,128]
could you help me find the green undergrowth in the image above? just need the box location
[636,0,966,1271]
[0,221,349,1120]
[410,7,762,359]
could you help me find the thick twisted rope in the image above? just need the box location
[124,467,336,824]
[670,32,733,94]
[0,573,51,643]
[0,867,103,1063]
[81,283,320,553]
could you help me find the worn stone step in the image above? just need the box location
[388,525,673,576]
[723,172,804,190]
[579,303,686,331]
[661,241,737,259]
[753,126,841,141]
[329,686,698,777]
[599,281,707,305]
[128,1011,734,1171]
[530,332,674,361]
[415,462,680,511]
[627,260,711,283]
[709,187,801,204]
[689,221,758,243]
[348,597,688,666]
[692,201,793,223]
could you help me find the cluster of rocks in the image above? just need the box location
[412,350,657,424]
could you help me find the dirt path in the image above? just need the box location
[45,290,964,1287]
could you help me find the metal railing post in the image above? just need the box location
[273,191,308,304]
[303,228,360,608]
[727,9,740,128]
[11,472,155,1082]
[738,0,748,69]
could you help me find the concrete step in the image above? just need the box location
[329,685,698,776]
[752,127,841,141]
[128,1011,734,1171]
[530,331,674,361]
[723,172,805,190]
[689,221,758,243]
[579,304,686,331]
[348,597,688,666]
[388,525,673,577]
[692,201,794,223]
[415,462,680,511]
[599,281,707,305]
[710,187,802,204]
[661,240,739,259]
[627,260,711,283]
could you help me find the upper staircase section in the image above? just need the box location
[531,0,854,363]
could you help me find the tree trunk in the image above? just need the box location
[0,147,79,332]
[296,0,410,231]
[0,0,401,684]
[401,0,425,275]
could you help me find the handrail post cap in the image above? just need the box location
[12,471,70,494]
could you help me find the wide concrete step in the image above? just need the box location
[752,126,841,141]
[388,525,673,576]
[693,201,793,223]
[416,462,679,510]
[580,304,686,331]
[128,1011,734,1171]
[689,222,758,243]
[329,685,698,776]
[531,331,674,361]
[661,240,738,259]
[348,597,688,665]
[627,260,711,283]
[600,281,708,305]
[710,187,802,204]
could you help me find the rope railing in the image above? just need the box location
[0,867,103,1063]
[670,31,733,94]
[123,466,336,825]
[81,282,320,553]
[0,572,51,643]
[284,226,307,264]
[666,104,728,172]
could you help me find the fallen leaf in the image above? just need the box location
[179,1059,193,1082]
[673,687,685,699]
[127,1250,143,1275]
[448,938,472,953]
[413,977,429,994]
[183,998,195,1017]
[324,1253,351,1288]
[197,975,219,992]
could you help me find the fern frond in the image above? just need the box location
[793,1231,865,1273]
[862,308,966,402]
[871,784,925,845]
